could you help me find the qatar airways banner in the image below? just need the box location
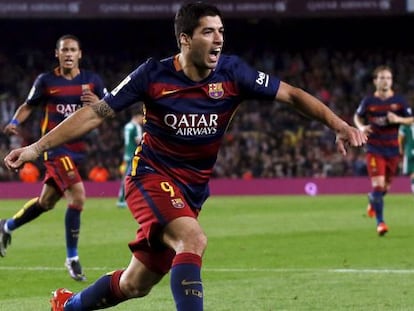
[0,0,407,19]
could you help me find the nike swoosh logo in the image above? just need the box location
[50,89,59,94]
[181,279,202,286]
[161,88,180,96]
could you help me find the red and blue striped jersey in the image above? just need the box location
[355,93,412,157]
[26,67,106,163]
[105,54,280,208]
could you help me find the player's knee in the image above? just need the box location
[68,203,84,212]
[68,192,86,210]
[198,232,208,250]
[120,279,152,298]
[70,198,85,210]
[37,199,56,211]
[188,231,208,255]
[71,193,86,206]
[373,186,385,193]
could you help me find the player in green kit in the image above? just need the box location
[116,108,144,207]
[4,3,367,310]
[399,123,414,194]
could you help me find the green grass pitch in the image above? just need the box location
[1,194,414,310]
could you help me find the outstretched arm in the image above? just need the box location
[3,103,34,136]
[353,113,373,136]
[387,111,414,126]
[276,81,367,155]
[4,100,115,169]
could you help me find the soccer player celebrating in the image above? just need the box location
[354,65,413,236]
[4,3,366,311]
[1,34,107,281]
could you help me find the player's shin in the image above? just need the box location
[170,252,203,311]
[8,197,44,230]
[65,270,127,310]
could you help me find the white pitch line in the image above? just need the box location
[0,266,414,274]
[206,268,414,274]
[0,266,107,271]
[330,269,414,274]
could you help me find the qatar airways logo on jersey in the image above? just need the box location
[164,113,218,136]
[371,116,388,126]
[56,104,82,117]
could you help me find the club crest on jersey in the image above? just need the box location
[67,171,76,179]
[208,83,224,99]
[390,103,399,110]
[171,198,185,209]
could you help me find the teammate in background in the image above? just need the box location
[399,123,414,194]
[0,34,107,281]
[354,65,413,236]
[4,3,366,311]
[116,108,144,208]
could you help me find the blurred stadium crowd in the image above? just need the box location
[1,18,414,182]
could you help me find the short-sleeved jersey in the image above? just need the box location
[27,68,106,163]
[355,94,412,157]
[123,121,143,162]
[104,54,280,208]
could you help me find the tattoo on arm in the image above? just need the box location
[91,101,116,118]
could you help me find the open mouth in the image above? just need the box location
[209,47,221,62]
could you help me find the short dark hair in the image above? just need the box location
[174,1,222,48]
[129,102,144,117]
[56,34,81,50]
[372,65,392,79]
